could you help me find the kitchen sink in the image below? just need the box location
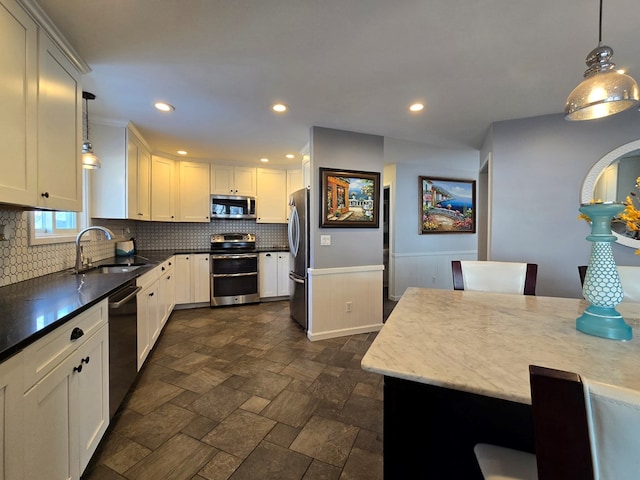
[97,265,142,274]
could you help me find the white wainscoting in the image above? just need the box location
[390,250,477,300]
[308,265,384,341]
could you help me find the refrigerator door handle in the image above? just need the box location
[289,272,305,284]
[288,206,300,257]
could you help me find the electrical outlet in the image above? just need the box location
[321,235,331,246]
[345,301,352,312]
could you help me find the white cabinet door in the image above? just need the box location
[0,351,24,480]
[193,254,211,303]
[174,254,192,305]
[210,165,256,196]
[0,0,37,207]
[277,253,291,297]
[159,258,175,326]
[259,252,278,298]
[257,168,287,223]
[174,254,210,304]
[37,32,82,211]
[24,351,76,480]
[151,155,176,221]
[137,280,160,369]
[178,161,210,222]
[126,131,151,221]
[76,324,109,474]
[233,166,257,196]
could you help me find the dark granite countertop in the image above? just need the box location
[0,251,173,363]
[0,246,290,363]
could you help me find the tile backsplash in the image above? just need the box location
[0,209,288,287]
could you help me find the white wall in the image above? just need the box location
[487,109,640,298]
[383,137,479,298]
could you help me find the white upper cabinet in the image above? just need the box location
[151,155,176,222]
[0,0,83,211]
[0,0,38,207]
[36,31,83,211]
[91,123,152,220]
[256,168,287,223]
[210,165,257,196]
[178,161,210,222]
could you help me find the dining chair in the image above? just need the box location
[451,260,538,295]
[578,265,640,302]
[474,365,593,480]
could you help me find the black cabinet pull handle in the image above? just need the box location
[81,356,90,364]
[167,276,171,280]
[149,292,154,297]
[41,192,49,198]
[70,327,84,341]
[266,253,271,257]
[73,364,83,373]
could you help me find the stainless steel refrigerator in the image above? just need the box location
[288,188,309,330]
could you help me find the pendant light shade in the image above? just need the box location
[82,91,101,169]
[564,0,639,121]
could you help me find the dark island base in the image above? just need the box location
[383,376,535,479]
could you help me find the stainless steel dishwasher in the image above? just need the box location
[108,279,141,418]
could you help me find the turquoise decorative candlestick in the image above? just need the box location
[577,203,632,341]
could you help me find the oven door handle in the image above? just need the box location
[212,272,258,278]
[210,254,258,259]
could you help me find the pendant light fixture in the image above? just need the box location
[81,91,101,169]
[564,0,639,121]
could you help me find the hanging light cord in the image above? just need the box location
[598,0,603,46]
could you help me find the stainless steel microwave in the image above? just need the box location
[210,195,256,219]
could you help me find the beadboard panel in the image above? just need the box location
[308,265,383,341]
[390,250,477,300]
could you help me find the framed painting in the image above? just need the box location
[320,167,380,228]
[419,176,476,234]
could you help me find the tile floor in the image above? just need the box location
[82,298,395,480]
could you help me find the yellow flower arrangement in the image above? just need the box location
[619,176,640,255]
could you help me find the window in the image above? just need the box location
[28,170,89,245]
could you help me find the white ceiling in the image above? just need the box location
[35,0,640,167]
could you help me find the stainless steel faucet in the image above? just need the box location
[75,226,115,273]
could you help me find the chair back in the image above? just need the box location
[529,365,594,480]
[578,265,640,303]
[583,378,640,480]
[452,260,537,295]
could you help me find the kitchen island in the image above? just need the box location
[361,287,640,478]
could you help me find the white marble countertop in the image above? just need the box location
[361,288,640,404]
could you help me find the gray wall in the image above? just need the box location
[384,138,479,254]
[486,108,640,298]
[310,127,384,269]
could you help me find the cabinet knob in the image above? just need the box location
[41,192,49,198]
[149,292,154,297]
[167,275,171,280]
[70,327,84,341]
[138,212,144,216]
[81,356,90,365]
[162,266,166,271]
[73,364,83,373]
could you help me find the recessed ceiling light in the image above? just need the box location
[272,103,287,113]
[260,158,269,163]
[409,103,425,112]
[154,102,175,112]
[177,150,187,155]
[286,154,295,159]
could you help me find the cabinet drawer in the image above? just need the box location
[136,263,164,290]
[23,299,108,391]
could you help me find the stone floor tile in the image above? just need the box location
[189,384,251,421]
[170,366,230,394]
[237,369,292,399]
[240,395,271,414]
[201,409,277,458]
[226,441,311,480]
[338,447,383,480]
[181,414,219,440]
[117,402,196,449]
[264,422,301,448]
[260,389,319,428]
[124,433,216,480]
[197,451,242,480]
[290,415,359,467]
[125,380,185,415]
[302,459,341,480]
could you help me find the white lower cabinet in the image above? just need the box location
[159,257,175,327]
[175,254,210,305]
[0,351,24,480]
[259,252,291,298]
[23,300,109,480]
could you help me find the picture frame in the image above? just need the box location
[320,167,380,228]
[419,176,476,234]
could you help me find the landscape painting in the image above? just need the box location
[320,168,380,228]
[419,176,476,234]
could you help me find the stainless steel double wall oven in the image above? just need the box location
[210,233,260,306]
